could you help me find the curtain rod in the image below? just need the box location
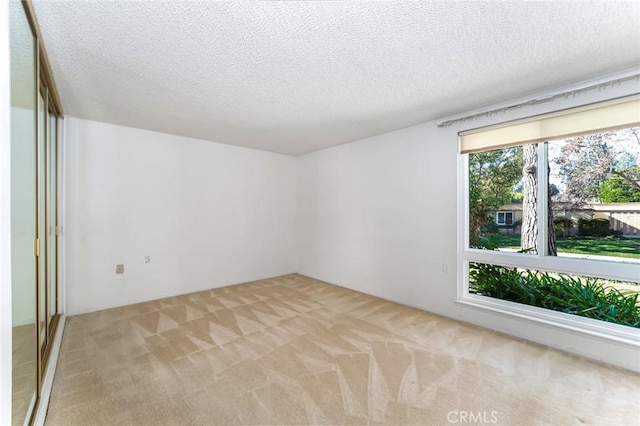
[436,72,640,128]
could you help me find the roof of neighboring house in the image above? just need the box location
[491,202,640,213]
[592,203,640,212]
[493,203,523,211]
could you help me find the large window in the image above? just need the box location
[460,95,640,339]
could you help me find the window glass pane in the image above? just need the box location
[469,262,639,328]
[468,145,538,254]
[549,127,640,260]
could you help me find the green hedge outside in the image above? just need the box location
[469,262,640,328]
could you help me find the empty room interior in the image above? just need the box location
[2,1,640,425]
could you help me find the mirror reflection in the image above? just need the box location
[10,0,38,424]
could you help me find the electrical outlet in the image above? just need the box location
[144,256,150,264]
[442,263,450,273]
[116,264,124,274]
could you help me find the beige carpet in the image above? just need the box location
[46,274,639,425]
[13,323,37,426]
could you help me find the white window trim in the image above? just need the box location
[457,289,639,346]
[457,117,640,348]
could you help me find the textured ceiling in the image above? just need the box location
[10,0,36,109]
[32,1,640,156]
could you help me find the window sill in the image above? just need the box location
[456,293,640,347]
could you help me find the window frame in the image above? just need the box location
[457,104,640,347]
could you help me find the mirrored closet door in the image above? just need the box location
[10,0,62,424]
[10,0,38,423]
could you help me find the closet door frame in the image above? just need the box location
[36,82,61,382]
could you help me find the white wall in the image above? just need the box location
[0,1,12,423]
[297,73,640,371]
[298,122,458,316]
[65,118,297,315]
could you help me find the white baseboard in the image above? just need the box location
[33,315,66,426]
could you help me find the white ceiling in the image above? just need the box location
[33,1,640,156]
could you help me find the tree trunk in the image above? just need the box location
[521,144,538,253]
[469,214,482,247]
[547,164,558,256]
[521,143,558,255]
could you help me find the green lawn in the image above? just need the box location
[487,234,640,259]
